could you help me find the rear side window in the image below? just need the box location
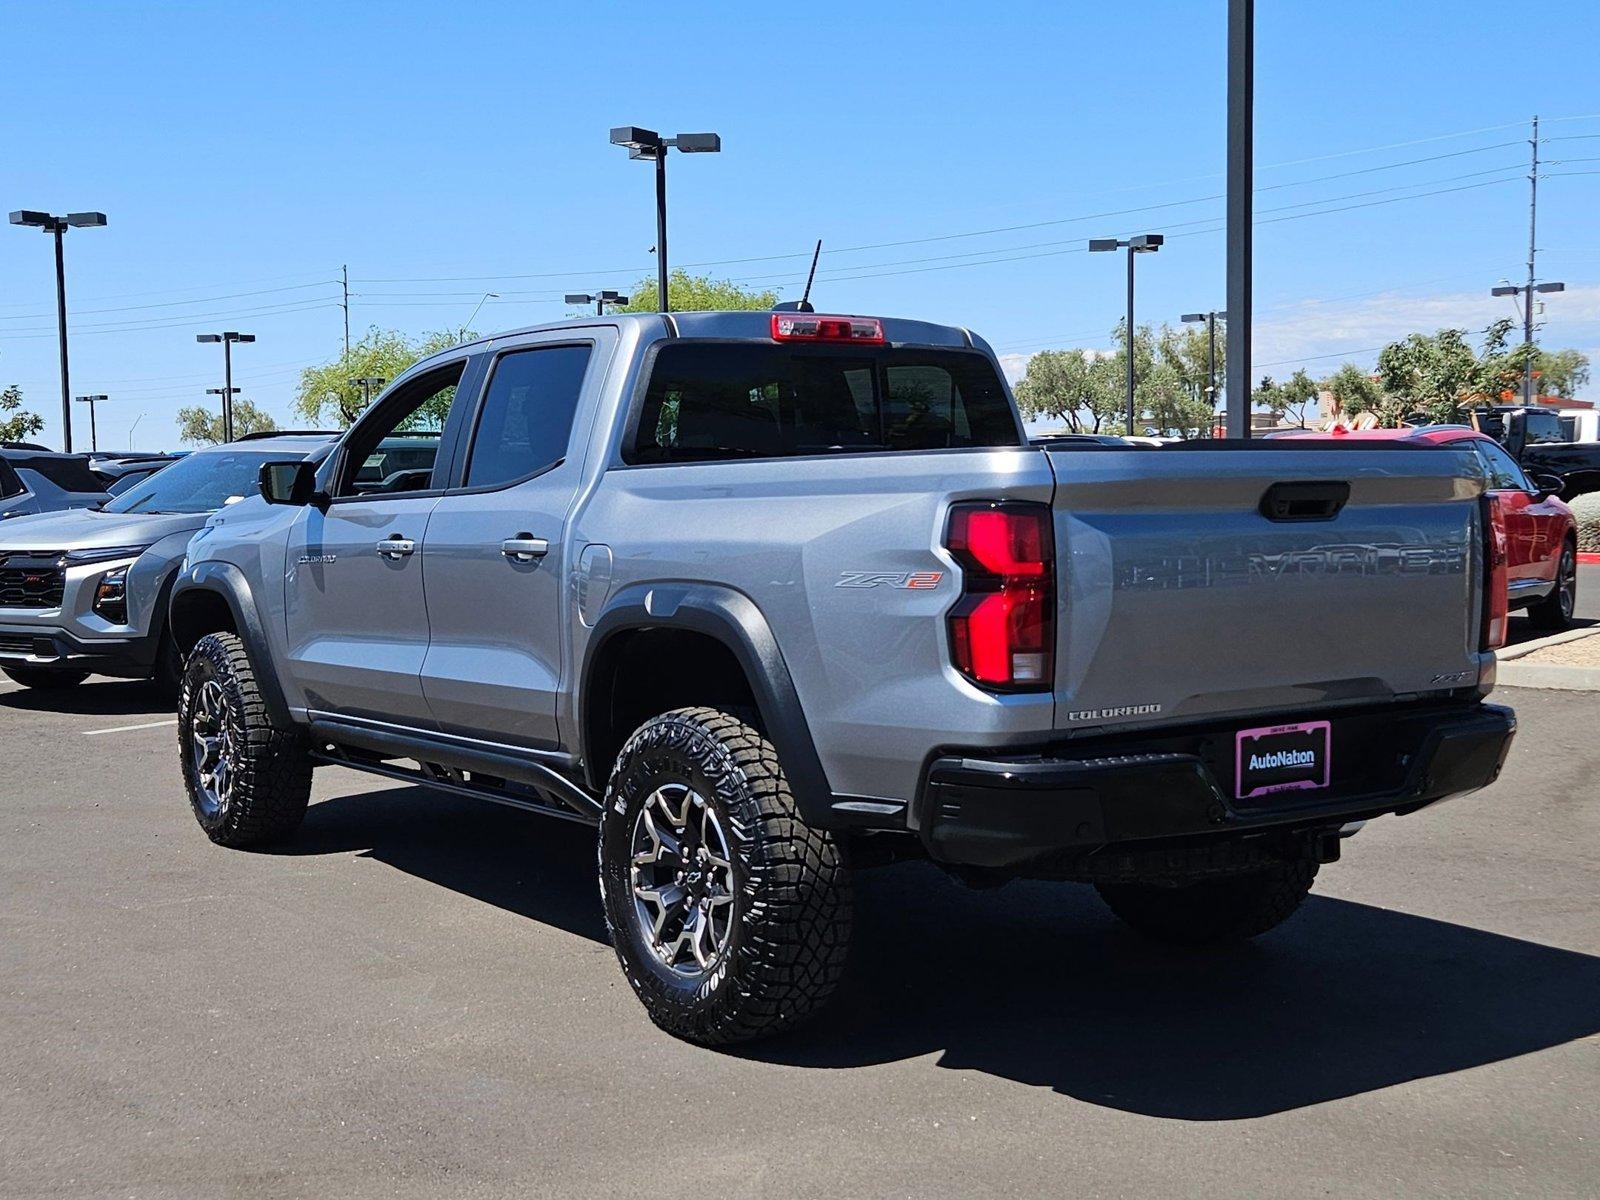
[465,345,593,488]
[0,461,23,499]
[628,343,1020,464]
[16,456,104,493]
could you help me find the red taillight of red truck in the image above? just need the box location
[945,502,1054,690]
[1481,493,1510,651]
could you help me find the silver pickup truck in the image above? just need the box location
[168,310,1516,1045]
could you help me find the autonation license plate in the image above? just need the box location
[1235,720,1331,800]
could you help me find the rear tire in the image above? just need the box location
[177,632,312,848]
[1,667,89,690]
[598,707,852,1045]
[1096,857,1318,945]
[1528,543,1578,630]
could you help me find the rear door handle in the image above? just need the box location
[377,536,416,559]
[502,535,550,562]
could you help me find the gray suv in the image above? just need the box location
[0,434,333,691]
[169,311,1516,1044]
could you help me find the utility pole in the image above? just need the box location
[341,264,351,357]
[1490,118,1564,407]
[1524,116,1539,405]
[1225,0,1254,439]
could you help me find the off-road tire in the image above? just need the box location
[1095,857,1318,946]
[177,632,312,848]
[598,707,852,1045]
[1528,542,1578,630]
[1,667,89,690]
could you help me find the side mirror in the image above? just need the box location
[1532,472,1566,501]
[258,460,321,507]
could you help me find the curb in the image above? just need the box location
[1580,552,1600,565]
[1495,624,1600,691]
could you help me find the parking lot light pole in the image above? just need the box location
[9,209,108,453]
[1492,281,1565,403]
[351,376,387,409]
[1182,310,1228,419]
[74,394,108,452]
[609,127,722,312]
[197,332,255,443]
[1090,234,1164,435]
[564,290,630,316]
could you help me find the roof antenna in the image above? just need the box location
[773,240,822,312]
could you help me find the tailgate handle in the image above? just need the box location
[1259,480,1350,522]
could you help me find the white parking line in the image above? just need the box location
[82,719,179,737]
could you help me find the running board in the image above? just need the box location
[307,716,602,825]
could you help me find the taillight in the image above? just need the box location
[1481,493,1509,650]
[945,502,1054,690]
[770,313,885,344]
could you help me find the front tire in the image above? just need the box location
[177,632,312,847]
[2,667,89,690]
[1528,542,1578,630]
[1096,857,1318,946]
[598,707,852,1045]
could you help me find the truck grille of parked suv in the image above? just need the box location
[0,553,67,610]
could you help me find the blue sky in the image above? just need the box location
[4,0,1599,450]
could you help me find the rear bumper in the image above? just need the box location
[915,701,1516,869]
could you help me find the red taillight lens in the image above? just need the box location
[1481,493,1509,651]
[770,313,885,344]
[946,502,1054,690]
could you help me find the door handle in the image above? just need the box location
[377,535,416,559]
[501,534,550,562]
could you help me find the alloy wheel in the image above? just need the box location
[629,783,736,975]
[189,678,236,819]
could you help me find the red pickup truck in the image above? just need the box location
[1276,426,1578,629]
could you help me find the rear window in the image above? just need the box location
[1524,410,1564,444]
[627,343,1020,464]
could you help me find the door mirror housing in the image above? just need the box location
[1532,472,1566,501]
[258,460,323,507]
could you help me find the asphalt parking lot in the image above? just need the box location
[2,619,1596,1199]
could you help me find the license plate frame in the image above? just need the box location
[1235,719,1331,801]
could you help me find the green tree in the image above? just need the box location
[619,270,779,314]
[1250,369,1319,427]
[0,384,45,443]
[293,326,474,428]
[1375,319,1529,424]
[1321,363,1391,424]
[1016,322,1220,438]
[1532,347,1591,398]
[175,398,278,445]
[1013,348,1124,433]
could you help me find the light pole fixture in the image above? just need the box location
[1491,280,1565,403]
[197,332,255,442]
[74,394,109,452]
[609,126,722,313]
[9,209,108,452]
[564,290,630,316]
[351,376,387,408]
[1181,310,1228,422]
[1090,233,1164,435]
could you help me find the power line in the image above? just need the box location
[0,279,341,323]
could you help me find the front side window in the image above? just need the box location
[1475,441,1532,493]
[464,345,592,489]
[333,363,464,498]
[628,343,1020,465]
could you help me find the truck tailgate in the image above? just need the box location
[1046,445,1487,733]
